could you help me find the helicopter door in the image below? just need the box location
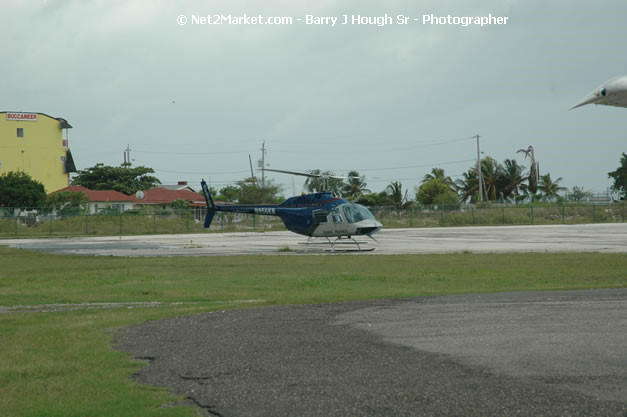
[311,209,334,237]
[331,207,350,236]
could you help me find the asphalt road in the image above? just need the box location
[115,289,627,417]
[3,223,627,256]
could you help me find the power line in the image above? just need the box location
[282,158,476,174]
[149,158,475,177]
[266,137,476,155]
[475,134,485,202]
[118,135,477,157]
[133,148,254,155]
[153,168,249,175]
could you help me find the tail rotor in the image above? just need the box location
[200,180,216,228]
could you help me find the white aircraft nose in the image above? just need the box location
[570,89,605,109]
[570,93,600,110]
[570,75,627,109]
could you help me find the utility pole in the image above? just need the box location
[260,140,266,189]
[123,145,131,167]
[474,134,484,202]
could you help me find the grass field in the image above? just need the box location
[1,246,626,417]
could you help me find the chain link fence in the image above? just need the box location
[0,203,624,237]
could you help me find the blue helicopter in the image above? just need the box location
[200,171,382,251]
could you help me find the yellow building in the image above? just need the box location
[0,111,76,193]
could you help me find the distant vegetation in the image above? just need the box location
[608,152,627,199]
[73,163,160,195]
[209,152,625,206]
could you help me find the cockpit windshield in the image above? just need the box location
[342,203,376,224]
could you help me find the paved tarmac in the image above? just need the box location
[115,289,627,417]
[2,223,627,256]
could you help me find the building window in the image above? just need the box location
[17,128,24,138]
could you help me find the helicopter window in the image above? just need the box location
[312,210,329,224]
[343,203,375,224]
[332,208,343,223]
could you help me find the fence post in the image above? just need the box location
[85,213,89,234]
[562,205,565,224]
[502,207,505,225]
[530,205,534,225]
[623,204,625,223]
[221,213,224,231]
[15,215,18,235]
[253,214,256,229]
[187,212,190,233]
[120,212,123,235]
[153,213,157,233]
[440,205,444,226]
[49,214,53,235]
[471,207,475,224]
[592,205,596,223]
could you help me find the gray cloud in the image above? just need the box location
[2,0,625,194]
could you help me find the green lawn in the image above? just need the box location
[1,246,626,417]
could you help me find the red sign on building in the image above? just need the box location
[6,113,38,121]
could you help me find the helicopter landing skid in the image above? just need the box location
[300,236,375,253]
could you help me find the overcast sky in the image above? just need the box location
[2,0,626,197]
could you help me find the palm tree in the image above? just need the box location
[537,173,567,200]
[304,170,344,194]
[422,168,454,188]
[497,159,526,200]
[568,186,592,202]
[342,171,370,198]
[386,181,404,208]
[456,168,479,203]
[517,146,538,195]
[480,157,501,201]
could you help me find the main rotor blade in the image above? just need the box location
[263,168,322,178]
[264,168,362,181]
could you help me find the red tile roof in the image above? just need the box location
[52,185,135,202]
[135,187,207,207]
[50,186,208,207]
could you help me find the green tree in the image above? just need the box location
[357,192,389,207]
[73,163,161,195]
[496,159,527,200]
[385,181,404,208]
[216,185,239,202]
[170,199,190,211]
[567,186,592,202]
[456,157,502,202]
[538,173,567,200]
[45,190,90,216]
[608,152,627,199]
[304,170,344,194]
[342,171,370,198]
[457,157,532,203]
[422,168,454,188]
[456,168,479,203]
[417,178,459,206]
[481,156,502,201]
[236,177,283,204]
[0,171,47,213]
